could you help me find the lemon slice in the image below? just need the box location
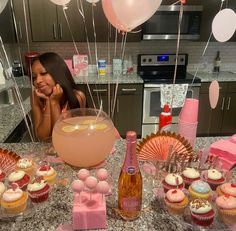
[82,119,96,125]
[62,125,88,133]
[62,125,77,133]
[94,123,107,130]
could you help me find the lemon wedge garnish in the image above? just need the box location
[62,125,77,133]
[62,125,88,133]
[94,123,107,130]
[82,119,96,125]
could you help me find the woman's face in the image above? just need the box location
[32,60,56,96]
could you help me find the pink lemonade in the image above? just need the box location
[52,115,116,167]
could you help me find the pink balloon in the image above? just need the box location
[85,176,98,190]
[96,168,108,181]
[209,80,220,109]
[102,0,128,32]
[71,180,84,193]
[77,169,90,181]
[96,181,110,194]
[110,0,162,31]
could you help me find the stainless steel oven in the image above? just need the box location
[137,53,201,137]
[142,83,201,137]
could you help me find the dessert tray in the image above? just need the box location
[154,187,233,231]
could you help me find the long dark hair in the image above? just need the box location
[35,52,80,109]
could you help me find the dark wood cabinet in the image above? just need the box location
[12,0,27,43]
[114,84,143,137]
[0,1,16,43]
[28,0,82,42]
[198,82,236,136]
[84,83,143,137]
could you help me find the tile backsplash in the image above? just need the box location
[7,40,236,72]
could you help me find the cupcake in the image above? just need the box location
[27,177,50,203]
[0,182,6,198]
[162,174,184,193]
[189,199,215,227]
[164,189,189,215]
[188,180,212,200]
[36,165,57,185]
[1,187,28,214]
[0,169,6,182]
[216,183,236,197]
[8,170,30,190]
[182,167,200,188]
[16,158,35,176]
[203,169,225,190]
[216,195,236,224]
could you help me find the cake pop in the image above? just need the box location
[72,179,85,205]
[85,176,98,200]
[77,169,90,181]
[96,168,108,181]
[96,181,110,205]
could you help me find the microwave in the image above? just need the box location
[142,5,203,40]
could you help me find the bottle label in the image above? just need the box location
[126,166,137,175]
[122,197,139,212]
[215,60,221,67]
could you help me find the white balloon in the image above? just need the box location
[212,8,236,42]
[0,0,8,15]
[49,0,71,6]
[86,0,100,3]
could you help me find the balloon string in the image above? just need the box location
[10,0,35,141]
[111,32,127,119]
[130,29,142,34]
[171,0,181,6]
[22,0,30,52]
[75,0,96,110]
[62,7,79,54]
[114,29,118,58]
[190,0,225,87]
[0,37,35,141]
[91,4,101,107]
[77,0,93,64]
[107,22,111,117]
[170,2,183,112]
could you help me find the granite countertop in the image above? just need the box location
[0,137,231,231]
[189,71,236,83]
[74,73,143,84]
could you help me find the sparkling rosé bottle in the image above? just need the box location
[118,131,142,220]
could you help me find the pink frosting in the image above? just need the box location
[221,183,236,197]
[166,189,185,203]
[216,195,236,209]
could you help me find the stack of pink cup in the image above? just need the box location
[178,98,199,147]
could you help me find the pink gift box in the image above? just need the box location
[72,192,107,230]
[73,54,88,76]
[209,135,236,170]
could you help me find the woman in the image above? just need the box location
[31,52,86,140]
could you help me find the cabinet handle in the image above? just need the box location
[227,97,231,110]
[221,97,225,111]
[122,88,137,92]
[18,22,22,40]
[93,89,107,93]
[59,23,63,39]
[117,99,119,113]
[53,23,57,39]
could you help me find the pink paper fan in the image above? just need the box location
[0,147,20,175]
[137,131,194,162]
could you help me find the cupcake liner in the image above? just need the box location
[1,192,28,214]
[191,210,215,227]
[188,186,211,200]
[164,197,188,215]
[218,209,236,225]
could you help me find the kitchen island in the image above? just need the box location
[0,137,231,231]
